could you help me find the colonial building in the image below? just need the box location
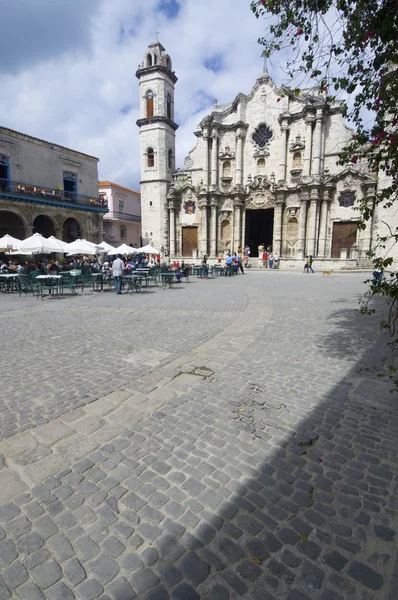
[0,127,107,243]
[99,181,141,248]
[137,40,393,267]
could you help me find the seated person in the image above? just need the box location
[175,267,182,282]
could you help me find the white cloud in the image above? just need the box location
[0,0,272,190]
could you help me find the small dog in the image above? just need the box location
[322,270,332,277]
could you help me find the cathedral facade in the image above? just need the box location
[137,40,393,268]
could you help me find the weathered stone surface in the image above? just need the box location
[0,273,397,600]
[34,422,74,446]
[0,470,28,503]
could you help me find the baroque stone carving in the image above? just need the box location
[246,174,276,193]
[219,146,235,159]
[246,194,275,210]
[184,156,193,169]
[289,134,305,152]
[253,147,270,159]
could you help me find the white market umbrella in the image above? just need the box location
[81,239,102,251]
[138,244,159,254]
[47,236,68,251]
[19,233,65,254]
[65,239,99,255]
[98,241,115,253]
[108,244,138,255]
[9,249,33,256]
[0,234,21,251]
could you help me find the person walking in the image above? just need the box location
[307,255,314,273]
[201,255,209,279]
[112,254,124,294]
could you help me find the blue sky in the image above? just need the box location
[0,0,270,190]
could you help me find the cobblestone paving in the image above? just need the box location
[0,272,397,599]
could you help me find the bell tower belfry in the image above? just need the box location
[136,40,178,251]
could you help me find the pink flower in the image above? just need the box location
[297,28,303,35]
[277,98,281,102]
[318,457,324,463]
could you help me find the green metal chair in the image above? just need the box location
[39,277,60,300]
[17,274,39,297]
[60,273,77,295]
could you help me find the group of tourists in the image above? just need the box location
[257,244,280,269]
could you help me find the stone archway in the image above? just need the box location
[0,211,26,238]
[62,218,82,243]
[33,214,56,237]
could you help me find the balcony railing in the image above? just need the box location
[104,211,141,223]
[0,178,108,212]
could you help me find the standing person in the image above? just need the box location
[243,244,250,268]
[373,258,383,287]
[268,252,274,269]
[235,252,244,274]
[201,255,208,279]
[225,252,233,276]
[262,247,268,269]
[112,254,124,294]
[273,252,280,269]
[258,243,265,261]
[307,255,314,273]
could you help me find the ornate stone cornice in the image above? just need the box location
[135,65,178,84]
[136,116,179,131]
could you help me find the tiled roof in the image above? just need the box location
[98,181,140,195]
[0,126,99,160]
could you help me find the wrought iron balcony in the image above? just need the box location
[0,178,108,213]
[104,211,141,223]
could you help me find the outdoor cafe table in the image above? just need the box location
[35,274,63,297]
[122,274,146,293]
[0,273,18,293]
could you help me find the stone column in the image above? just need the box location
[302,114,314,177]
[312,109,324,176]
[279,120,289,182]
[169,205,176,256]
[210,200,217,257]
[203,127,210,189]
[273,199,284,255]
[241,207,246,249]
[235,128,244,187]
[297,193,308,257]
[307,192,319,257]
[233,200,242,250]
[211,128,218,190]
[318,195,330,258]
[199,201,208,256]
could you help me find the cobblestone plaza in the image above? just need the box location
[0,272,397,599]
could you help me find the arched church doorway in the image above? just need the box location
[62,218,81,243]
[245,209,274,256]
[33,215,56,237]
[0,211,25,238]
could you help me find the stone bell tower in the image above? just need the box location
[136,40,178,251]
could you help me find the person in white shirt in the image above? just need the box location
[112,255,124,294]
